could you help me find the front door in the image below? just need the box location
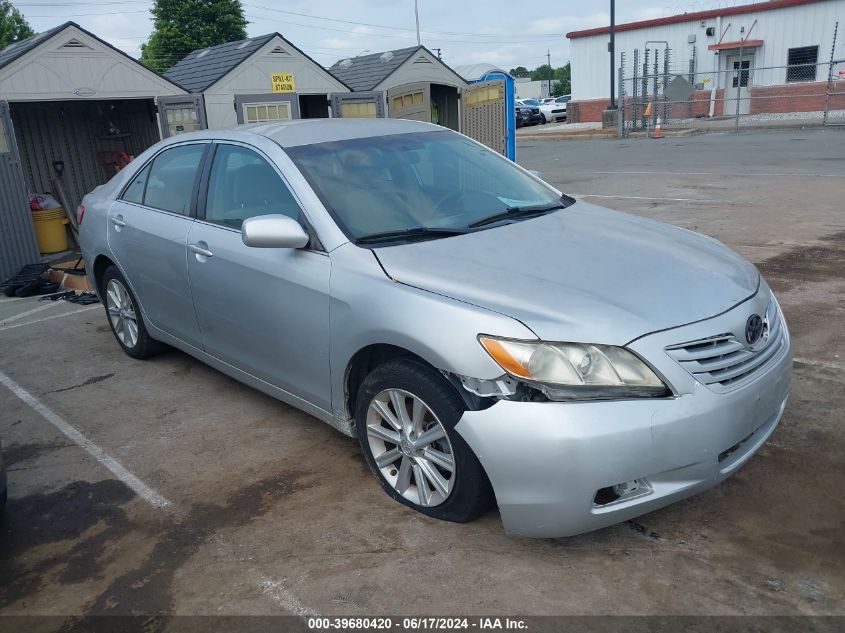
[157,95,207,139]
[107,142,207,348]
[186,142,332,411]
[724,54,753,115]
[387,83,431,122]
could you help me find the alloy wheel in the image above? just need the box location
[366,388,456,507]
[105,278,139,348]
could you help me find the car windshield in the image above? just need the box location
[522,99,541,106]
[285,130,567,243]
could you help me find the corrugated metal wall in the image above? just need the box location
[0,100,40,282]
[11,99,160,213]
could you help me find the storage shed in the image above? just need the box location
[165,33,351,131]
[328,46,468,131]
[0,22,187,278]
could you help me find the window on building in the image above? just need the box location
[243,102,291,124]
[787,46,819,82]
[339,102,377,118]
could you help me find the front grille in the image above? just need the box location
[665,299,786,392]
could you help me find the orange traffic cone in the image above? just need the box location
[652,116,665,139]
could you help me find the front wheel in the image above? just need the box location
[355,359,493,523]
[540,113,547,124]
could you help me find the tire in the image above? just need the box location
[540,113,547,124]
[355,359,493,523]
[101,265,164,359]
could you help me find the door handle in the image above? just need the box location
[189,242,214,258]
[111,215,126,227]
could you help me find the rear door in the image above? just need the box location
[461,80,507,156]
[157,95,207,139]
[107,142,208,348]
[387,83,431,122]
[330,92,385,118]
[0,100,40,281]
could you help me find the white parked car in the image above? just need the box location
[539,95,569,124]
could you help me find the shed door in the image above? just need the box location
[157,95,207,139]
[461,80,507,156]
[330,92,384,118]
[234,93,300,124]
[0,100,40,280]
[387,83,431,122]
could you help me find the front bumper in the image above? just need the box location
[455,295,792,538]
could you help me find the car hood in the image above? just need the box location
[373,201,759,345]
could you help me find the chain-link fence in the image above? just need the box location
[615,24,845,136]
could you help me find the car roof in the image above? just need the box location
[165,118,443,148]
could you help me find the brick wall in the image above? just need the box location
[569,80,842,123]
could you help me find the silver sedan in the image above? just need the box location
[79,119,791,537]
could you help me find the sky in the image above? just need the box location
[12,0,750,70]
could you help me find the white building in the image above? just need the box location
[566,0,845,122]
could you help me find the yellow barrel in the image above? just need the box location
[31,207,69,254]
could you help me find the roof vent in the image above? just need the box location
[269,45,290,55]
[414,55,432,64]
[196,49,210,58]
[60,38,91,50]
[379,51,394,63]
[339,58,353,69]
[237,39,253,49]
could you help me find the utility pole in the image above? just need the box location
[414,0,421,45]
[547,50,552,96]
[433,48,442,60]
[609,0,617,109]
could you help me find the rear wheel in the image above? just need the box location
[101,266,164,359]
[355,359,493,522]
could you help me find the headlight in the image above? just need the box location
[479,336,671,400]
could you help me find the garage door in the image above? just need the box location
[0,100,40,280]
[461,80,507,156]
[330,92,384,118]
[387,83,431,122]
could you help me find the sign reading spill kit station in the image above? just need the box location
[271,73,296,93]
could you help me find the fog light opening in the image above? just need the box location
[593,479,651,507]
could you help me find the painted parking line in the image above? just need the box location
[0,305,100,333]
[0,301,61,325]
[574,193,716,203]
[0,368,314,614]
[0,369,172,509]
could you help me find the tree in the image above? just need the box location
[552,63,571,96]
[0,1,34,50]
[529,64,553,82]
[141,0,248,73]
[509,66,530,78]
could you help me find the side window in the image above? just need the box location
[205,144,300,229]
[144,144,206,215]
[121,164,151,204]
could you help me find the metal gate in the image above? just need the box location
[330,92,384,118]
[0,100,40,281]
[387,83,431,122]
[157,95,207,139]
[461,80,507,156]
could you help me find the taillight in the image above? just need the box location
[77,205,85,225]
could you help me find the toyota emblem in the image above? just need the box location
[745,314,764,345]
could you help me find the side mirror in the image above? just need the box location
[241,214,309,249]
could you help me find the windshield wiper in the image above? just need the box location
[468,199,572,229]
[354,226,468,245]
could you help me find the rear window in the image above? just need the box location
[143,144,206,215]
